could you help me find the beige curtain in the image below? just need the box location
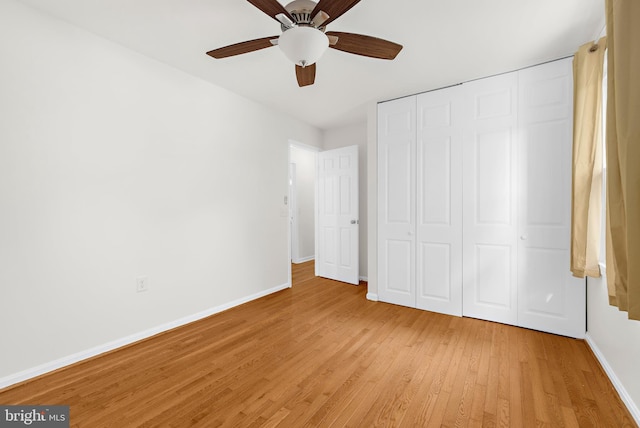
[605,0,640,320]
[571,38,606,278]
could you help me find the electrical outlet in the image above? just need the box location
[136,276,149,293]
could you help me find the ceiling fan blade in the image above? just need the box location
[311,0,361,26]
[206,36,279,59]
[247,0,293,22]
[326,31,403,60]
[295,64,316,87]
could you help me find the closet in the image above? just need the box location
[377,58,586,338]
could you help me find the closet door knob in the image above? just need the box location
[520,235,528,240]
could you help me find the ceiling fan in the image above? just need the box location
[206,0,403,87]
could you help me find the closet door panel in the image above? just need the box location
[416,87,463,315]
[462,73,519,325]
[418,243,452,302]
[517,57,585,338]
[378,96,417,308]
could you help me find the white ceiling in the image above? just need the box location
[17,0,604,130]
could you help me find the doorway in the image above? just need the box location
[288,142,360,287]
[288,142,319,286]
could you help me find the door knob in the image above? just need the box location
[520,235,528,240]
[350,219,359,225]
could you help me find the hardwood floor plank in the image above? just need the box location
[483,355,500,420]
[507,326,523,428]
[0,261,635,427]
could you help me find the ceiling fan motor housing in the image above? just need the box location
[284,0,321,28]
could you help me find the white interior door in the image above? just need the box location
[316,145,359,285]
[378,97,417,307]
[517,58,585,338]
[416,87,463,316]
[462,72,519,325]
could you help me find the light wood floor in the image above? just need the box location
[0,261,635,427]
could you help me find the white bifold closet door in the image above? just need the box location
[415,87,463,316]
[461,72,519,325]
[461,58,585,337]
[378,86,463,316]
[377,57,585,338]
[516,59,585,338]
[377,96,417,307]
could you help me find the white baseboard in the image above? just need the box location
[366,293,379,301]
[585,333,640,425]
[0,282,290,391]
[292,256,314,264]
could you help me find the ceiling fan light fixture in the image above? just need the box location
[278,26,329,67]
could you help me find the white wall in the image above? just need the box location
[289,145,316,262]
[323,123,368,279]
[586,268,640,424]
[0,0,321,383]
